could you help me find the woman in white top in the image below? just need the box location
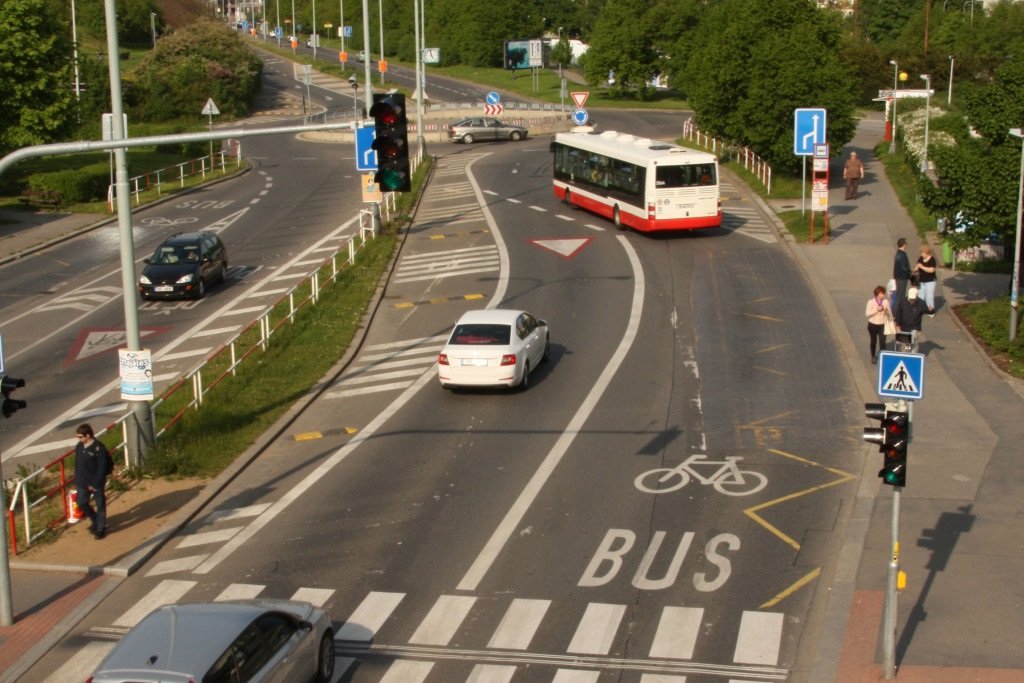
[865,284,892,364]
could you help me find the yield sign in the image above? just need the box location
[571,91,589,109]
[66,327,169,365]
[529,237,592,260]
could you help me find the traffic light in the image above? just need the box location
[369,93,411,192]
[862,403,909,487]
[1,375,27,418]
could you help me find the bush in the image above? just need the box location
[28,167,107,204]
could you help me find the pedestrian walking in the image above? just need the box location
[73,423,113,539]
[893,287,929,351]
[865,285,892,364]
[892,237,912,308]
[843,151,864,200]
[914,244,938,316]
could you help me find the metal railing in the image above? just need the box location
[5,154,416,554]
[682,120,773,194]
[106,143,244,211]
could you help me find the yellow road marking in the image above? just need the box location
[392,293,486,308]
[760,567,821,609]
[294,431,322,441]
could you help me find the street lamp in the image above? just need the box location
[920,74,931,173]
[888,59,898,152]
[1009,128,1024,341]
[948,55,954,106]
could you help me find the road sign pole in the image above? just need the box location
[882,485,901,679]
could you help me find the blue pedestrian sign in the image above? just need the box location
[275,26,283,39]
[877,351,925,400]
[486,92,501,105]
[354,126,378,171]
[572,109,589,126]
[793,108,827,156]
[343,25,353,38]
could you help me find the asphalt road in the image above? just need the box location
[19,121,863,681]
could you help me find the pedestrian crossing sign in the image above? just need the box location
[877,351,925,400]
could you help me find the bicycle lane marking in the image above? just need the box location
[634,454,769,497]
[457,234,645,592]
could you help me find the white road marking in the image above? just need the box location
[215,583,264,601]
[487,598,551,650]
[467,664,517,683]
[733,611,784,665]
[380,660,434,682]
[114,579,196,627]
[336,591,405,642]
[408,595,477,645]
[567,603,626,655]
[649,606,704,659]
[43,641,114,682]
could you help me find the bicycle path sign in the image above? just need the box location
[877,350,925,400]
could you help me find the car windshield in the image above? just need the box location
[151,245,199,265]
[449,324,511,345]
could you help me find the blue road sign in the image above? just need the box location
[275,26,283,39]
[343,25,353,38]
[486,91,501,105]
[355,127,378,171]
[877,351,925,400]
[573,109,589,126]
[793,108,827,156]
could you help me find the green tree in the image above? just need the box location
[78,0,161,45]
[582,0,658,98]
[129,19,262,121]
[0,0,76,154]
[680,0,857,173]
[859,0,917,47]
[431,0,539,67]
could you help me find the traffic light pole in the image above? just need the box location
[0,447,13,626]
[882,486,901,679]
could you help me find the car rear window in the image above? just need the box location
[450,324,511,345]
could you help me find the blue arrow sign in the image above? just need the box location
[486,91,501,105]
[793,108,827,156]
[573,109,589,126]
[355,127,378,171]
[877,351,925,400]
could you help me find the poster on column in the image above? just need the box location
[812,179,829,212]
[119,349,154,401]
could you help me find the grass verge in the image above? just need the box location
[954,297,1024,381]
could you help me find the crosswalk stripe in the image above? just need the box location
[114,579,196,627]
[399,255,499,273]
[408,594,477,646]
[395,265,498,284]
[733,611,784,665]
[176,526,243,549]
[347,355,437,374]
[566,603,626,655]
[366,334,449,350]
[216,583,264,601]
[649,606,704,659]
[43,640,114,682]
[324,381,417,399]
[468,664,518,683]
[335,367,427,386]
[400,245,497,261]
[552,669,601,682]
[337,591,405,642]
[291,587,335,607]
[487,598,551,650]
[145,554,209,577]
[161,347,213,361]
[206,503,272,522]
[380,660,434,682]
[638,674,687,682]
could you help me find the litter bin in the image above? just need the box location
[942,240,953,267]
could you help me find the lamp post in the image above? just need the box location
[889,59,898,153]
[1009,128,1024,341]
[920,74,931,173]
[948,55,954,106]
[378,0,385,84]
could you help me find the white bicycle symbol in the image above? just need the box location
[635,454,768,497]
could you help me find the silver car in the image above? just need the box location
[89,600,335,683]
[447,117,528,144]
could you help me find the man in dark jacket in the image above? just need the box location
[894,286,929,336]
[892,237,912,308]
[73,423,112,539]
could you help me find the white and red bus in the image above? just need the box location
[551,130,721,232]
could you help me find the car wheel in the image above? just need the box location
[542,335,550,363]
[613,206,625,230]
[462,133,475,144]
[509,131,522,142]
[219,262,228,284]
[195,278,206,299]
[518,361,530,390]
[315,630,335,683]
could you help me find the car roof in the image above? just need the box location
[97,601,312,676]
[162,232,214,246]
[454,309,527,325]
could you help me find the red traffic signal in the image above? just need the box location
[369,93,411,192]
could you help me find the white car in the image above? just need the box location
[438,309,550,389]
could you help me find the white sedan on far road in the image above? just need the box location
[437,309,550,390]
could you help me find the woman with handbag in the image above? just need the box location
[866,285,893,364]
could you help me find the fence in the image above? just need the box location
[106,143,243,211]
[5,154,418,554]
[681,120,773,194]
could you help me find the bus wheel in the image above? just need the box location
[613,206,625,230]
[564,189,572,206]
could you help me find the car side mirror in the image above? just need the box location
[143,258,151,264]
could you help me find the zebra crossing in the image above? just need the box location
[50,579,788,682]
[324,334,447,400]
[720,182,778,244]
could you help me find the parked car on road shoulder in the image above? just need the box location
[447,117,528,144]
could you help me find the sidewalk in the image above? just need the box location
[3,112,1023,682]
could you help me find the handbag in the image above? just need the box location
[883,318,896,336]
